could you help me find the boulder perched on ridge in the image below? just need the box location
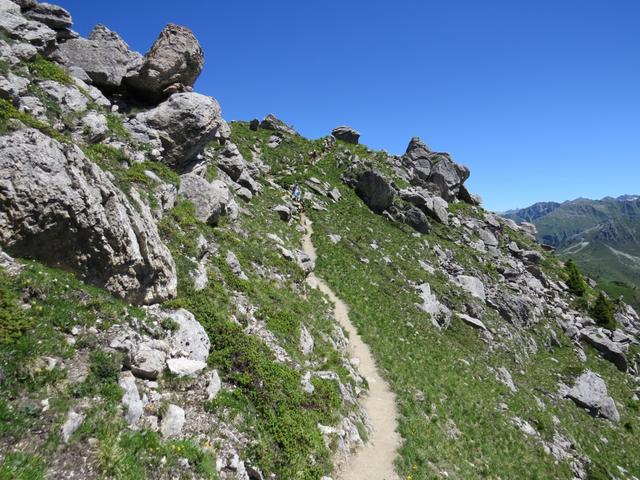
[259,114,296,136]
[0,128,177,304]
[332,126,360,144]
[125,23,204,103]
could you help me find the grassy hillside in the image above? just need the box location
[505,197,640,310]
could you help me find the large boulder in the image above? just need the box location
[125,23,204,103]
[51,24,142,91]
[136,92,225,169]
[404,207,431,233]
[565,371,619,422]
[331,126,360,144]
[0,128,177,304]
[354,170,396,213]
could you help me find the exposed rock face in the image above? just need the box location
[354,170,396,213]
[24,2,75,40]
[402,136,471,202]
[565,371,620,422]
[177,174,229,225]
[0,129,177,304]
[125,23,204,102]
[135,92,225,168]
[51,24,142,90]
[259,114,296,136]
[332,126,360,144]
[0,4,57,51]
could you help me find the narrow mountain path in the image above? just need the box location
[302,216,401,480]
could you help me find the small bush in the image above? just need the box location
[564,259,587,296]
[591,291,616,330]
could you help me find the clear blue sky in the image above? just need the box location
[56,0,640,212]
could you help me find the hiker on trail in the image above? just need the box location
[292,184,302,202]
[291,183,304,214]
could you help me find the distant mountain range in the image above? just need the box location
[503,195,640,309]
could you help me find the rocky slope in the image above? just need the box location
[1,1,640,479]
[504,196,640,310]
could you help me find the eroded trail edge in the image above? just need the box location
[302,217,401,480]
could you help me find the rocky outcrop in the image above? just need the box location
[332,126,360,144]
[565,371,620,422]
[24,2,75,40]
[0,1,57,52]
[259,114,296,136]
[135,92,226,168]
[580,327,628,372]
[125,23,204,102]
[0,128,177,304]
[402,136,471,202]
[51,24,142,90]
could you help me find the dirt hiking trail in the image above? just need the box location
[302,216,401,480]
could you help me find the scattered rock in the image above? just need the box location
[166,358,207,377]
[300,325,314,355]
[565,370,619,422]
[207,370,221,400]
[119,371,143,426]
[160,404,185,438]
[273,205,291,222]
[226,251,248,280]
[457,275,486,302]
[496,367,517,393]
[61,410,84,443]
[164,308,210,362]
[404,207,431,234]
[127,341,167,380]
[581,327,628,372]
[458,313,488,331]
[178,174,229,225]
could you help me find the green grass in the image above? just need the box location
[223,123,640,479]
[0,98,68,142]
